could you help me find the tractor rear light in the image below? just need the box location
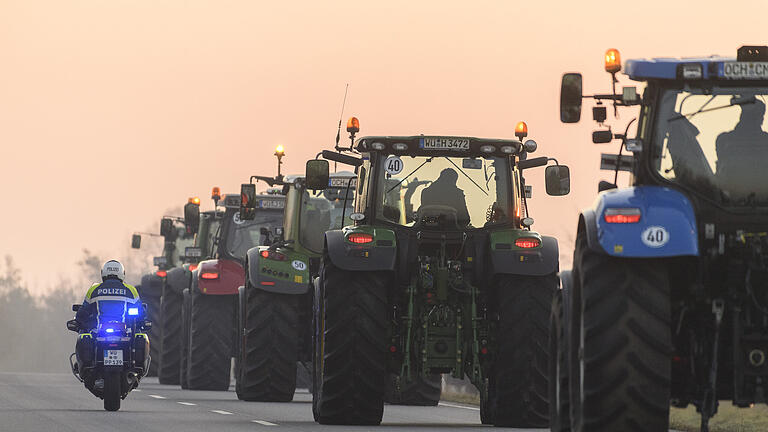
[260,250,287,261]
[201,272,219,280]
[604,208,641,223]
[260,281,275,286]
[156,270,167,278]
[189,264,198,271]
[389,345,397,353]
[347,233,374,244]
[481,347,488,355]
[515,237,541,248]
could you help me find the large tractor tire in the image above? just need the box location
[158,287,183,385]
[237,286,300,401]
[571,233,671,432]
[139,274,163,377]
[103,371,121,411]
[313,261,388,425]
[384,373,442,406]
[187,290,235,391]
[491,273,555,428]
[549,279,570,432]
[180,288,192,389]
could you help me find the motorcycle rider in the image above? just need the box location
[73,260,145,383]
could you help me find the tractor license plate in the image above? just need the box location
[420,137,470,151]
[721,62,768,79]
[104,350,123,366]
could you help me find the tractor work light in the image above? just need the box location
[128,307,139,316]
[515,237,541,248]
[605,48,621,73]
[201,272,219,280]
[604,208,641,223]
[480,145,496,153]
[211,187,221,201]
[274,145,285,157]
[347,233,374,244]
[156,270,167,278]
[371,142,386,151]
[392,143,409,151]
[679,63,703,79]
[260,250,287,261]
[347,117,360,133]
[515,122,528,140]
[500,146,515,154]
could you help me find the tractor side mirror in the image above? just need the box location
[131,234,141,249]
[545,165,571,196]
[306,160,330,190]
[240,183,257,221]
[560,73,583,123]
[160,218,174,237]
[184,202,200,234]
[72,304,81,312]
[66,319,80,332]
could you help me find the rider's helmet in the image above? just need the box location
[101,260,126,281]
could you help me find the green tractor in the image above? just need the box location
[235,170,357,401]
[309,119,571,426]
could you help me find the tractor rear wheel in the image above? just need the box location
[237,285,299,401]
[549,282,571,432]
[313,260,388,425]
[187,291,234,391]
[571,234,671,432]
[158,287,183,385]
[180,289,192,389]
[491,273,555,428]
[384,373,442,406]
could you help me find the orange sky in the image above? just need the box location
[1,0,766,292]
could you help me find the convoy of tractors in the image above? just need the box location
[127,45,768,431]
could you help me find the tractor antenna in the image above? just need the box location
[334,84,349,152]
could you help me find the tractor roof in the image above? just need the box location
[354,135,523,157]
[624,46,768,82]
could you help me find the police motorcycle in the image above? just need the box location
[67,300,151,411]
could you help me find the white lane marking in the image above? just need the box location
[177,402,196,406]
[148,394,166,399]
[211,410,233,415]
[437,402,480,411]
[252,420,278,426]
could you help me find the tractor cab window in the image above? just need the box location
[376,154,512,229]
[225,211,283,259]
[300,182,356,253]
[654,87,768,206]
[173,235,195,266]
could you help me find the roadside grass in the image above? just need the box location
[441,392,768,432]
[671,403,768,432]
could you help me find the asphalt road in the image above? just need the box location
[0,372,547,432]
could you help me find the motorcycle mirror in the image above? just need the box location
[143,321,152,330]
[66,319,79,332]
[72,304,81,312]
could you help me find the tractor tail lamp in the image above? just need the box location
[156,270,167,278]
[260,250,287,261]
[515,237,541,248]
[347,233,374,244]
[201,272,219,280]
[604,208,641,223]
[605,49,622,74]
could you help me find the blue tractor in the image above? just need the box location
[551,46,768,432]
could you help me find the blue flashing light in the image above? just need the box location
[128,307,139,316]
[105,328,115,334]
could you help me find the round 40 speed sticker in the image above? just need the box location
[641,226,669,248]
[385,155,403,175]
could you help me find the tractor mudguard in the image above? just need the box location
[324,228,397,272]
[165,267,191,294]
[245,247,311,295]
[139,273,163,297]
[583,185,699,258]
[490,235,559,276]
[195,259,244,295]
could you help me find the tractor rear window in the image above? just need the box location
[225,212,283,259]
[654,87,768,207]
[300,183,356,253]
[375,155,512,228]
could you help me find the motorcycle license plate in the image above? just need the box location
[104,349,123,366]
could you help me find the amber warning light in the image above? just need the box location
[605,48,621,74]
[515,122,528,140]
[189,197,200,205]
[347,117,360,134]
